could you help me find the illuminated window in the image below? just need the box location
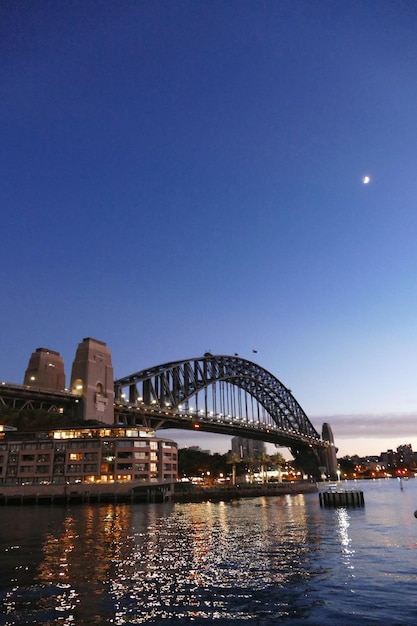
[73,378,83,394]
[85,475,100,483]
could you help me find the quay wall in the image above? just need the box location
[0,480,317,505]
[0,481,173,505]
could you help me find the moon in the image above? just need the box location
[362,175,371,185]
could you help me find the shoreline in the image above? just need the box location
[172,480,318,503]
[0,480,317,505]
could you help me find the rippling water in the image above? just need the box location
[1,480,417,625]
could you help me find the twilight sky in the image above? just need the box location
[2,1,417,458]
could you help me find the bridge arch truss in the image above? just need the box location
[114,355,323,453]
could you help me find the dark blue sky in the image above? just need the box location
[2,1,417,455]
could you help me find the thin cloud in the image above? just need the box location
[312,412,417,439]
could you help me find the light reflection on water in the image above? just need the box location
[109,495,324,624]
[1,480,417,624]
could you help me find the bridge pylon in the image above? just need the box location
[24,347,66,392]
[70,338,114,424]
[320,422,338,480]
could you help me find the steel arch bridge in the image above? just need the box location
[114,354,329,478]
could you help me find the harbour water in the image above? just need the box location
[1,479,417,625]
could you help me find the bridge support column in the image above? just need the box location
[290,445,322,481]
[70,338,114,424]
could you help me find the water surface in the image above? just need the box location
[1,479,417,625]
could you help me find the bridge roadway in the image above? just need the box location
[114,402,324,451]
[0,381,324,450]
[0,381,81,416]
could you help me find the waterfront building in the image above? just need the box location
[380,449,398,471]
[0,426,177,501]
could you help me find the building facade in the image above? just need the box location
[0,427,177,498]
[231,436,266,460]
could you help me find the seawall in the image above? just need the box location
[0,481,173,505]
[0,480,317,505]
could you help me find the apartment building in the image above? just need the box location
[0,427,177,489]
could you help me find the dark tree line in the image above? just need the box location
[178,448,230,478]
[0,407,97,431]
[178,448,287,479]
